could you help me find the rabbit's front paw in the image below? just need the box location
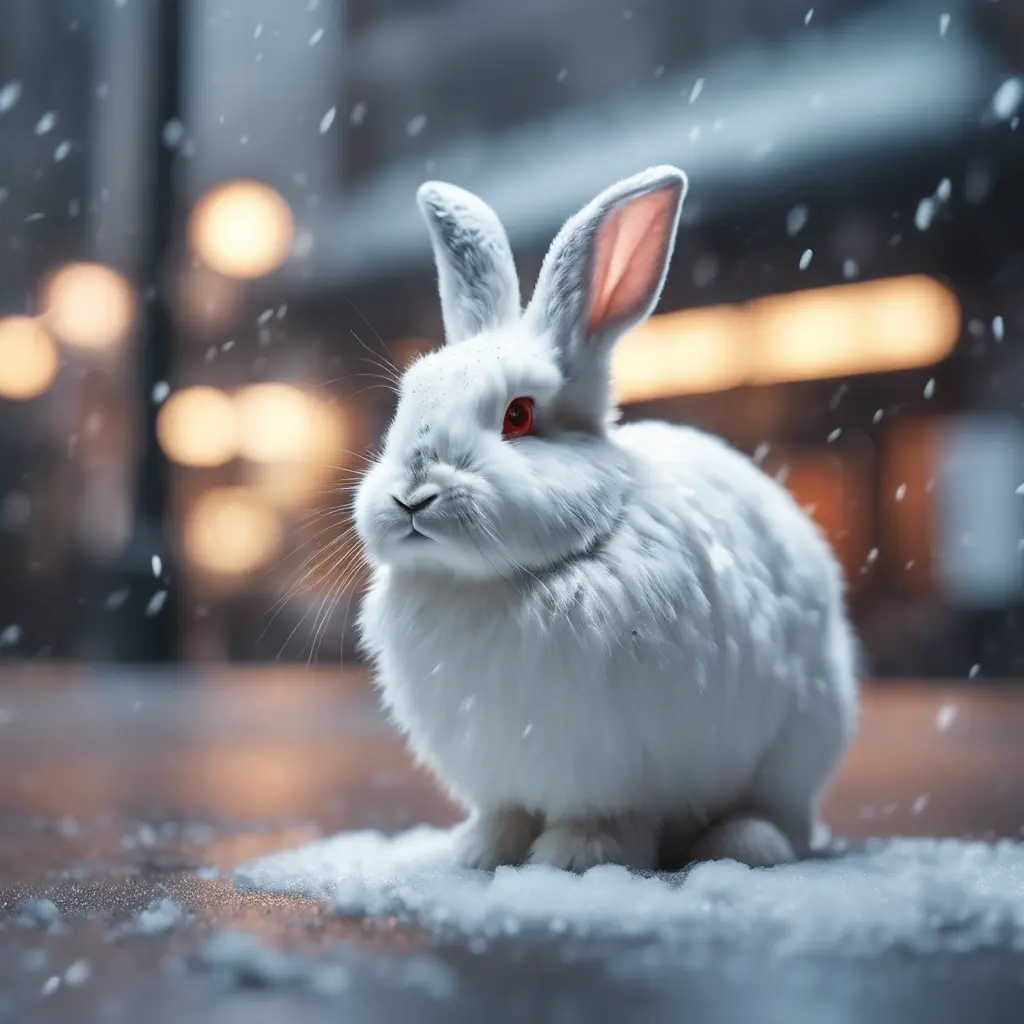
[529,816,657,873]
[689,815,796,868]
[452,807,540,870]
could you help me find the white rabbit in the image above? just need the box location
[354,166,859,874]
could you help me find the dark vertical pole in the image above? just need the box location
[124,0,183,662]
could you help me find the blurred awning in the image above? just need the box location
[282,7,1002,292]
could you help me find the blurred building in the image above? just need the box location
[0,0,1023,676]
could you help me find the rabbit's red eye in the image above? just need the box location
[502,397,535,439]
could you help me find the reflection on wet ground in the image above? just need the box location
[1,668,1023,1023]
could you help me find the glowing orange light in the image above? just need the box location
[156,387,236,467]
[234,383,320,463]
[614,275,961,402]
[183,487,280,577]
[40,263,135,350]
[188,180,295,279]
[0,316,60,400]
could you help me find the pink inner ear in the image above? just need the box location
[586,186,678,335]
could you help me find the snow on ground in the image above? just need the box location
[199,930,457,998]
[109,897,188,940]
[236,827,1024,958]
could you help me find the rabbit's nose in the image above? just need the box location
[392,490,438,514]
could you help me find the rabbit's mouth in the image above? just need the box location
[402,526,434,543]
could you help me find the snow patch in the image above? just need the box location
[236,827,1024,957]
[119,898,187,938]
[14,898,62,930]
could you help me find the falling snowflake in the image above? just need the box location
[827,427,841,442]
[34,110,58,136]
[786,204,808,236]
[310,28,324,45]
[936,178,952,202]
[993,316,1004,342]
[346,101,370,129]
[924,378,935,399]
[162,119,185,148]
[152,381,170,404]
[829,384,848,411]
[319,106,336,134]
[935,705,958,732]
[939,13,950,36]
[895,484,907,503]
[406,114,427,137]
[842,259,859,280]
[799,249,812,270]
[103,586,130,611]
[0,80,22,113]
[688,78,704,104]
[804,9,814,25]
[64,960,91,987]
[152,555,162,577]
[992,78,1023,121]
[915,197,936,231]
[53,140,72,162]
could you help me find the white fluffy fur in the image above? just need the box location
[354,166,859,873]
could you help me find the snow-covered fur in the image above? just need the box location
[355,166,859,873]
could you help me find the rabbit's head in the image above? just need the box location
[355,166,687,580]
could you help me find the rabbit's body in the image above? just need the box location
[355,166,859,872]
[360,420,856,866]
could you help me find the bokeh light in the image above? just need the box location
[40,263,135,350]
[234,383,320,463]
[183,486,281,577]
[187,180,295,279]
[614,275,961,403]
[0,316,60,400]
[156,386,237,467]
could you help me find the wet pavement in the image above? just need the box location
[1,667,1023,1023]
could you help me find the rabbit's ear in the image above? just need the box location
[417,182,521,345]
[527,166,686,361]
